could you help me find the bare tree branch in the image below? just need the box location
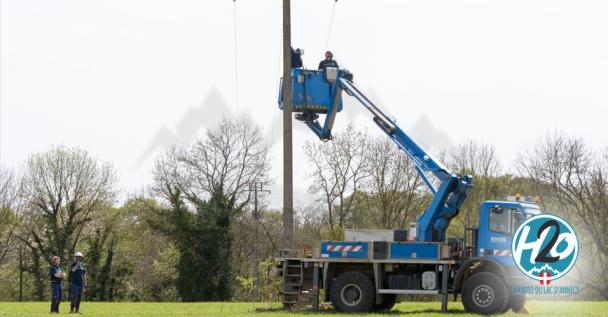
[517,132,608,298]
[361,137,426,229]
[304,125,367,238]
[20,146,118,262]
[0,167,20,263]
[153,117,270,216]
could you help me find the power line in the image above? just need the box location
[324,0,338,51]
[232,0,240,115]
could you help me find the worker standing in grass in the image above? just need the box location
[318,50,338,71]
[69,252,87,314]
[49,256,65,313]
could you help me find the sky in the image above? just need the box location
[1,0,607,208]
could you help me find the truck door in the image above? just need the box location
[477,203,519,266]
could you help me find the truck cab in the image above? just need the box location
[449,199,541,314]
[476,200,541,266]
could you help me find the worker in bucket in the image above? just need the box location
[69,251,87,314]
[318,50,338,71]
[291,47,304,68]
[49,255,66,313]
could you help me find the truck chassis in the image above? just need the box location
[278,252,454,313]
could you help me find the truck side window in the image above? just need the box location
[489,207,512,234]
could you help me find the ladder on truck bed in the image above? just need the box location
[281,258,304,304]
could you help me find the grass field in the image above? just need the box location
[1,301,607,317]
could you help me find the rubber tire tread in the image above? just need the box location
[330,271,376,313]
[462,271,509,315]
[374,294,396,311]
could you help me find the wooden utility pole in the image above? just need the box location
[282,0,294,251]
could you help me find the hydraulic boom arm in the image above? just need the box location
[287,70,473,242]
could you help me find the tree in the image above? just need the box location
[304,125,367,239]
[449,140,503,227]
[359,137,427,229]
[517,132,608,299]
[232,208,294,302]
[0,167,19,264]
[19,146,117,299]
[152,117,270,301]
[295,202,327,250]
[232,206,281,301]
[116,197,176,301]
[519,134,608,298]
[83,205,134,302]
[149,243,180,301]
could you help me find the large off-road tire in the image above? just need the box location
[374,294,397,311]
[462,271,509,315]
[509,294,526,312]
[330,271,375,313]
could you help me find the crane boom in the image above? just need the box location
[279,68,473,242]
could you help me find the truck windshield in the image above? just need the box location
[511,209,537,232]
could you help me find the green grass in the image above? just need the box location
[0,301,606,317]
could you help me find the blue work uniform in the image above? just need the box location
[291,47,303,68]
[49,264,64,313]
[69,261,86,312]
[318,59,338,71]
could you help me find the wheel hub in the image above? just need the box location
[340,283,362,306]
[473,284,494,308]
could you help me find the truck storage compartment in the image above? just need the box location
[345,229,394,242]
[388,274,421,290]
[373,241,389,259]
[390,242,440,260]
[393,229,408,242]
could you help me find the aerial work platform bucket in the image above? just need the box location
[278,68,344,114]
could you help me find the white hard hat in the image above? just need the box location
[74,252,83,257]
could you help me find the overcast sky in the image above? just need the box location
[1,0,607,208]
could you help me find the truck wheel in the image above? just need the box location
[462,272,509,315]
[509,294,526,312]
[330,271,375,312]
[374,294,396,311]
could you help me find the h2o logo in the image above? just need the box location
[511,214,578,284]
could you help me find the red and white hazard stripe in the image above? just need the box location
[327,245,363,252]
[493,249,512,256]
